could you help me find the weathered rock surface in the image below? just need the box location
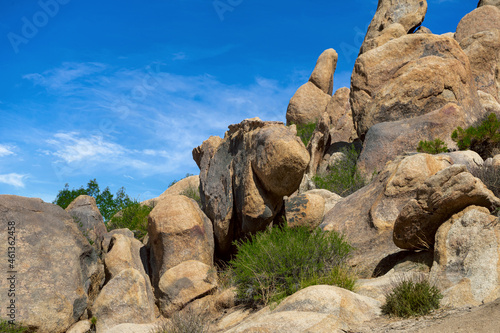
[148,195,214,291]
[455,5,500,44]
[0,195,100,333]
[416,26,432,34]
[102,228,135,253]
[320,154,453,276]
[442,150,484,172]
[351,34,484,139]
[157,260,217,316]
[479,90,500,116]
[459,27,500,103]
[286,81,331,126]
[66,195,107,250]
[225,285,380,333]
[92,268,156,331]
[357,103,465,178]
[309,48,338,95]
[66,320,91,333]
[478,0,500,8]
[359,0,427,54]
[194,118,309,256]
[285,192,326,229]
[286,49,338,125]
[142,175,200,207]
[430,206,500,307]
[104,322,162,333]
[104,234,150,284]
[393,165,500,250]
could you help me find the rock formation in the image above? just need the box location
[193,118,309,256]
[66,195,107,251]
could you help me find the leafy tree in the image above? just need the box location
[294,122,317,147]
[416,139,448,154]
[53,179,132,221]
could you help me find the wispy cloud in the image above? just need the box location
[23,62,107,92]
[0,144,15,157]
[0,173,27,188]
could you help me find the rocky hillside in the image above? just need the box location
[2,1,500,332]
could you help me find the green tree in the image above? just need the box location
[53,179,132,221]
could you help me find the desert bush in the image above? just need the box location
[295,122,317,146]
[313,145,366,197]
[452,113,500,159]
[470,164,500,199]
[107,201,152,239]
[230,225,355,306]
[382,276,442,318]
[417,139,448,154]
[0,319,29,333]
[151,308,211,333]
[181,185,201,208]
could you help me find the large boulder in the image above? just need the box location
[0,195,100,333]
[455,5,500,44]
[430,206,500,307]
[478,0,500,8]
[66,195,107,251]
[478,90,500,116]
[194,118,309,256]
[351,34,485,139]
[225,285,380,333]
[359,0,427,54]
[458,15,500,103]
[320,154,453,276]
[142,175,200,207]
[286,81,331,126]
[91,268,156,332]
[286,49,338,125]
[157,260,217,316]
[148,195,214,291]
[393,165,500,250]
[357,103,466,177]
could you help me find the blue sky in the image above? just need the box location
[0,0,478,203]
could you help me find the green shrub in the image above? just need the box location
[295,122,317,146]
[0,319,29,333]
[452,113,500,159]
[151,308,211,333]
[313,145,366,197]
[230,225,355,306]
[107,201,152,239]
[470,164,500,199]
[382,276,442,318]
[181,185,201,208]
[417,139,448,154]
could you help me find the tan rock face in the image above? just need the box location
[225,285,380,333]
[455,5,500,44]
[92,268,156,331]
[0,195,100,333]
[393,165,500,250]
[360,0,427,54]
[478,90,500,116]
[148,195,214,289]
[66,195,107,251]
[478,0,500,8]
[357,103,466,178]
[430,206,500,307]
[351,34,484,139]
[286,81,331,126]
[320,154,452,276]
[285,192,326,229]
[309,48,338,95]
[104,234,150,284]
[157,260,217,316]
[194,118,309,256]
[286,48,339,126]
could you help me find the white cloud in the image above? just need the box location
[0,144,15,157]
[23,62,107,92]
[0,173,27,188]
[46,132,126,163]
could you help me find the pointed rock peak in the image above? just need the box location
[309,48,338,95]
